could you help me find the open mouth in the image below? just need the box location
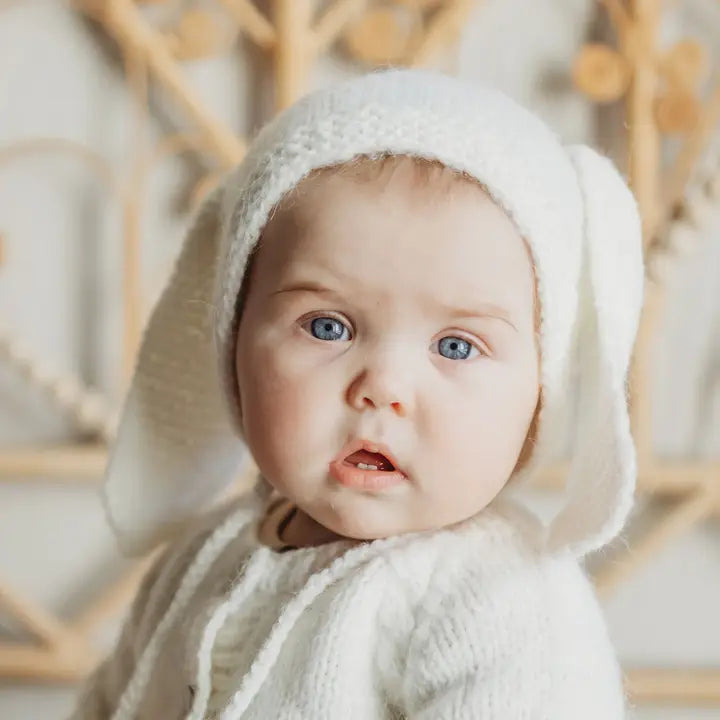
[330,440,407,491]
[343,449,396,472]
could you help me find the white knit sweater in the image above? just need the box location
[70,491,627,719]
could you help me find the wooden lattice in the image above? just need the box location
[1,0,719,706]
[570,0,720,704]
[0,0,475,684]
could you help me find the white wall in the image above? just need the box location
[0,1,719,718]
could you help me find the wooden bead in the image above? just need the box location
[167,10,225,61]
[655,88,701,134]
[572,44,630,103]
[78,393,109,429]
[343,7,422,66]
[26,359,54,387]
[661,40,707,91]
[52,377,83,406]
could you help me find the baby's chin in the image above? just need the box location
[263,467,502,541]
[307,487,449,542]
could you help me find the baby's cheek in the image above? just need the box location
[424,388,504,478]
[238,351,288,449]
[427,385,484,439]
[262,350,317,415]
[256,363,326,455]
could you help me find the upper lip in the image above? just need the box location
[334,437,405,475]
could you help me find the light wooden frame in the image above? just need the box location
[575,0,720,705]
[0,0,475,684]
[0,0,718,706]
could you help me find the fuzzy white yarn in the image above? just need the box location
[102,69,645,559]
[71,494,628,720]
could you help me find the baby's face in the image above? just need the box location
[235,159,539,540]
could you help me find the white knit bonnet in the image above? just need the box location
[103,69,644,559]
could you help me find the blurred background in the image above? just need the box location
[0,1,719,718]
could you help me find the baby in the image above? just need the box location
[237,155,541,549]
[71,69,644,719]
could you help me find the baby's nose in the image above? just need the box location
[362,396,406,417]
[346,366,411,417]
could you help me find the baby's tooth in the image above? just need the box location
[356,462,378,470]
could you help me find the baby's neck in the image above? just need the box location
[281,505,353,549]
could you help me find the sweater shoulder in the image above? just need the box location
[408,496,604,636]
[396,502,626,718]
[438,498,619,668]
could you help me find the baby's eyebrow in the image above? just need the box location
[438,301,518,332]
[272,281,517,332]
[271,281,344,302]
[272,281,336,296]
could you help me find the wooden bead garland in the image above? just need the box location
[0,323,117,440]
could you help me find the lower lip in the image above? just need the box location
[329,460,408,491]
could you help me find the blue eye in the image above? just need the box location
[437,336,477,360]
[306,316,351,342]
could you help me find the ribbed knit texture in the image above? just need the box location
[69,494,628,720]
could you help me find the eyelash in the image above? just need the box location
[298,313,490,358]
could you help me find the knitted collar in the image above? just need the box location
[102,69,644,559]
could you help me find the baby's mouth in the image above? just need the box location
[343,449,396,472]
[330,441,408,490]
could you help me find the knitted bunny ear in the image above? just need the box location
[546,145,645,557]
[102,186,248,556]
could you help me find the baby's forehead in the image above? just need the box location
[249,159,536,326]
[263,164,498,264]
[261,156,503,266]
